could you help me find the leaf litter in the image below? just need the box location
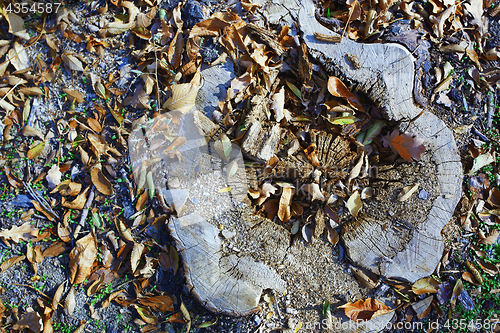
[0,0,495,331]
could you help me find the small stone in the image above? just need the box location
[254,315,261,326]
[418,189,428,200]
[191,197,199,204]
[286,308,298,315]
[87,24,99,33]
[222,229,236,239]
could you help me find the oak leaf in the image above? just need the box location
[0,222,39,243]
[381,129,425,162]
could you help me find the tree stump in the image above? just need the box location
[129,0,463,330]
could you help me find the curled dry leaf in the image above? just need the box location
[137,295,177,312]
[69,233,97,284]
[62,187,89,210]
[347,191,362,217]
[326,226,339,246]
[301,183,325,201]
[91,167,113,196]
[271,86,285,122]
[381,129,425,162]
[338,298,393,322]
[479,228,499,245]
[327,76,365,112]
[0,221,39,243]
[278,187,295,222]
[50,180,82,196]
[116,218,134,242]
[412,296,433,319]
[134,305,159,325]
[62,52,84,71]
[304,143,321,167]
[102,289,127,309]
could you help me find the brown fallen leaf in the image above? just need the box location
[137,295,177,312]
[163,69,201,113]
[91,167,113,196]
[338,298,394,322]
[346,191,362,217]
[327,76,365,112]
[277,186,295,223]
[102,289,127,309]
[134,305,159,325]
[412,277,440,295]
[69,233,97,284]
[52,281,66,311]
[479,228,499,245]
[130,242,145,274]
[50,180,82,197]
[0,255,26,273]
[381,129,425,162]
[12,310,43,332]
[62,187,89,210]
[0,222,39,243]
[4,166,24,188]
[43,241,71,258]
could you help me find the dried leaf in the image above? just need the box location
[285,80,302,100]
[131,242,145,273]
[45,165,62,190]
[397,183,420,201]
[137,295,176,312]
[326,226,339,246]
[102,289,127,309]
[381,129,425,162]
[412,296,433,319]
[469,152,495,175]
[116,219,134,242]
[163,70,201,113]
[62,52,84,71]
[51,180,82,197]
[338,298,393,322]
[328,76,365,112]
[87,271,106,296]
[271,86,285,122]
[0,255,26,273]
[22,126,44,140]
[301,183,325,201]
[65,286,76,316]
[91,167,113,196]
[479,228,499,245]
[180,301,191,333]
[412,277,440,295]
[63,89,84,103]
[13,311,43,332]
[0,222,39,243]
[27,142,46,160]
[134,306,158,325]
[278,187,295,222]
[347,191,362,217]
[69,233,97,284]
[62,187,89,210]
[52,281,65,311]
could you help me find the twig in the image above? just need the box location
[340,0,357,42]
[486,88,495,128]
[74,186,96,238]
[23,181,60,218]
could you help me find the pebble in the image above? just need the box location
[285,308,298,315]
[418,189,428,200]
[190,197,199,205]
[87,24,100,33]
[254,315,261,326]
